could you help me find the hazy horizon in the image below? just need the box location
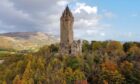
[0,31,140,42]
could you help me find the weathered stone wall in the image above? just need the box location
[71,40,82,56]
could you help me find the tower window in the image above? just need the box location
[69,49,71,54]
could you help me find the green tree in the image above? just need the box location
[123,42,135,52]
[82,40,90,52]
[65,67,85,83]
[66,57,82,70]
[92,42,102,51]
[49,44,59,53]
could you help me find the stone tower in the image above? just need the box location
[60,6,82,56]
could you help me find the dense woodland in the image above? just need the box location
[0,40,140,84]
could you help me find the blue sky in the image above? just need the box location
[0,0,140,41]
[72,0,140,41]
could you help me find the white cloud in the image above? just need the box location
[72,3,111,40]
[74,3,97,14]
[100,32,105,36]
[57,1,68,6]
[75,19,97,27]
[72,3,102,36]
[0,0,112,40]
[86,30,98,35]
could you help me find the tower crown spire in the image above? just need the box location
[62,6,73,18]
[65,5,70,12]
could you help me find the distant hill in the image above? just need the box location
[0,32,59,51]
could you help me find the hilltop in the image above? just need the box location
[0,32,59,51]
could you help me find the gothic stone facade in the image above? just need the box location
[60,6,82,56]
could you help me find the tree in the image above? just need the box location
[28,78,34,84]
[13,75,21,84]
[2,81,7,84]
[74,69,85,80]
[128,45,140,56]
[106,41,125,62]
[99,60,124,84]
[64,67,85,83]
[92,41,107,54]
[82,40,90,52]
[21,79,27,84]
[92,42,102,51]
[22,61,33,81]
[49,44,59,53]
[120,61,133,74]
[66,57,83,70]
[38,45,50,56]
[123,42,135,52]
[128,45,140,61]
[120,61,140,84]
[107,41,123,52]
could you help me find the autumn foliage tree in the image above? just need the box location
[1,40,140,84]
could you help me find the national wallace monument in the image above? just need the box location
[60,6,82,56]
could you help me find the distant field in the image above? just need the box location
[0,51,14,59]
